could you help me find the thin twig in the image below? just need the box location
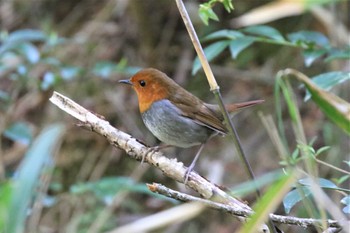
[315,158,350,175]
[149,183,342,230]
[148,183,253,217]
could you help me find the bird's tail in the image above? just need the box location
[225,99,264,112]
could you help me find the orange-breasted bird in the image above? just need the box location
[119,68,263,183]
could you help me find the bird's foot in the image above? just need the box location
[184,164,195,185]
[143,144,173,164]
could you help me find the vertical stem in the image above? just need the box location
[212,90,260,194]
[175,0,218,91]
[174,0,259,194]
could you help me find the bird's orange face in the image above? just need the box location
[120,69,170,113]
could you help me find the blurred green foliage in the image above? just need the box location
[198,0,234,25]
[193,26,350,74]
[0,0,349,232]
[0,124,64,233]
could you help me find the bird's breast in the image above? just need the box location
[141,99,213,148]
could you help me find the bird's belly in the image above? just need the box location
[141,100,212,148]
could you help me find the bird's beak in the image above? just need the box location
[118,79,133,85]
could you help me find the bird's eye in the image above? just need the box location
[139,80,146,87]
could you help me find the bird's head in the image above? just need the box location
[119,68,178,113]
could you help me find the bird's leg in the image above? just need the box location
[184,143,206,184]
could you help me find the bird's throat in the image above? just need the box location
[137,92,165,113]
[138,100,153,113]
[135,85,168,113]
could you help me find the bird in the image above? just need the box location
[119,68,263,183]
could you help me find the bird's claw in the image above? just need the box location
[184,169,191,185]
[143,145,166,164]
[143,147,158,164]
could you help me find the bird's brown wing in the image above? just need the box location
[170,93,228,135]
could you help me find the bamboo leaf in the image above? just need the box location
[283,187,311,214]
[239,171,297,233]
[192,40,230,75]
[7,124,65,233]
[229,37,255,59]
[287,69,350,134]
[304,72,350,101]
[243,25,285,42]
[203,30,244,41]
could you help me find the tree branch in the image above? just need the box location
[49,92,254,217]
[148,183,342,230]
[49,91,343,233]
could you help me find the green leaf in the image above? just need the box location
[304,72,350,101]
[336,175,349,185]
[3,122,33,145]
[192,40,230,75]
[203,30,244,41]
[70,177,168,205]
[46,32,66,47]
[283,187,311,214]
[299,178,338,189]
[60,66,82,80]
[6,29,46,43]
[198,9,210,25]
[325,47,350,62]
[240,171,296,232]
[229,37,255,59]
[0,182,12,232]
[198,5,219,25]
[315,146,330,156]
[291,148,300,160]
[304,0,344,8]
[223,0,234,12]
[206,8,219,21]
[243,25,285,42]
[277,78,299,123]
[70,177,149,197]
[303,48,327,67]
[7,124,64,233]
[341,196,350,205]
[40,72,57,90]
[0,29,46,55]
[343,205,350,214]
[341,196,350,214]
[198,4,219,25]
[289,70,350,134]
[287,31,329,47]
[16,65,27,76]
[16,42,40,63]
[231,170,284,197]
[344,161,350,167]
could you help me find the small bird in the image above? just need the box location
[119,68,263,183]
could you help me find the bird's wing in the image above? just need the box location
[170,94,228,135]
